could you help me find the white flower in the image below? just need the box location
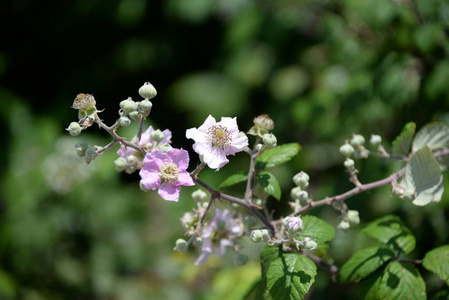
[186,115,248,170]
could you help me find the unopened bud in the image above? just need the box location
[128,111,140,121]
[174,239,188,253]
[139,82,157,100]
[344,158,355,169]
[250,229,264,243]
[338,220,350,232]
[151,129,165,143]
[285,216,303,235]
[191,189,208,202]
[139,99,153,111]
[350,134,365,147]
[243,215,257,228]
[370,134,382,146]
[262,133,277,149]
[67,122,82,136]
[114,157,127,172]
[347,210,360,226]
[139,180,150,192]
[339,142,355,157]
[120,97,137,115]
[119,116,131,127]
[293,171,310,189]
[304,238,317,252]
[75,141,89,157]
[290,187,308,202]
[234,253,248,266]
[84,146,97,164]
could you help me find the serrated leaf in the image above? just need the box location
[359,261,426,300]
[261,245,317,300]
[422,245,449,286]
[257,172,281,200]
[361,215,416,254]
[412,122,449,152]
[297,215,335,248]
[219,171,248,189]
[255,143,301,170]
[339,247,395,282]
[404,146,444,206]
[392,122,415,156]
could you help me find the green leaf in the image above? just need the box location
[255,143,301,169]
[243,278,272,300]
[359,261,426,300]
[297,215,335,248]
[361,215,416,254]
[339,246,395,282]
[412,122,449,152]
[392,122,415,156]
[404,146,444,206]
[257,172,281,200]
[219,171,248,189]
[422,245,449,286]
[261,245,317,300]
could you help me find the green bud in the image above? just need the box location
[344,158,355,169]
[138,99,153,111]
[139,180,150,192]
[347,210,360,226]
[151,129,165,143]
[120,97,137,115]
[119,116,131,127]
[138,82,157,99]
[157,144,172,152]
[174,239,188,253]
[114,157,127,172]
[84,146,97,164]
[350,134,365,147]
[339,142,355,157]
[191,189,208,202]
[290,187,308,202]
[67,122,82,136]
[262,133,277,149]
[304,238,317,252]
[75,141,90,157]
[234,253,249,266]
[250,229,263,243]
[243,215,257,228]
[254,143,263,151]
[293,171,310,189]
[370,134,382,146]
[338,220,350,232]
[128,111,140,121]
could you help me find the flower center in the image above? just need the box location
[159,163,179,183]
[207,125,231,149]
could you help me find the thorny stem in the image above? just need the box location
[245,137,261,202]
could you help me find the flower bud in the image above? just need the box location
[250,229,264,243]
[254,143,263,151]
[138,82,157,99]
[338,220,350,232]
[174,239,188,253]
[75,141,90,157]
[254,114,274,131]
[339,142,354,158]
[151,129,165,143]
[157,144,173,152]
[370,134,382,146]
[285,216,304,235]
[350,134,365,147]
[128,111,140,121]
[114,157,127,172]
[234,253,249,266]
[293,171,310,189]
[353,147,369,159]
[139,180,150,192]
[344,158,355,169]
[347,210,360,226]
[84,146,97,164]
[120,97,137,115]
[119,116,131,127]
[192,189,208,202]
[262,133,277,149]
[138,99,153,111]
[66,122,82,136]
[181,212,197,230]
[72,93,96,110]
[304,238,317,252]
[290,187,308,202]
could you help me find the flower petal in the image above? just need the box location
[178,172,194,186]
[166,148,190,171]
[139,169,161,189]
[203,147,229,170]
[186,128,209,144]
[158,182,181,201]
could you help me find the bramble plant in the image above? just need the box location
[67,82,449,299]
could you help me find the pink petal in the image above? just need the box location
[158,182,181,201]
[167,148,190,171]
[178,172,194,186]
[139,169,161,189]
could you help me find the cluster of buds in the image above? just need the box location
[248,115,277,150]
[74,141,97,164]
[118,82,156,125]
[289,171,311,212]
[338,209,360,232]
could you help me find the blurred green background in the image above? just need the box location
[1,0,449,299]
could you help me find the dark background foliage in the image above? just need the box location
[1,0,449,299]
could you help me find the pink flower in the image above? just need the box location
[195,209,242,265]
[139,148,194,201]
[186,115,249,170]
